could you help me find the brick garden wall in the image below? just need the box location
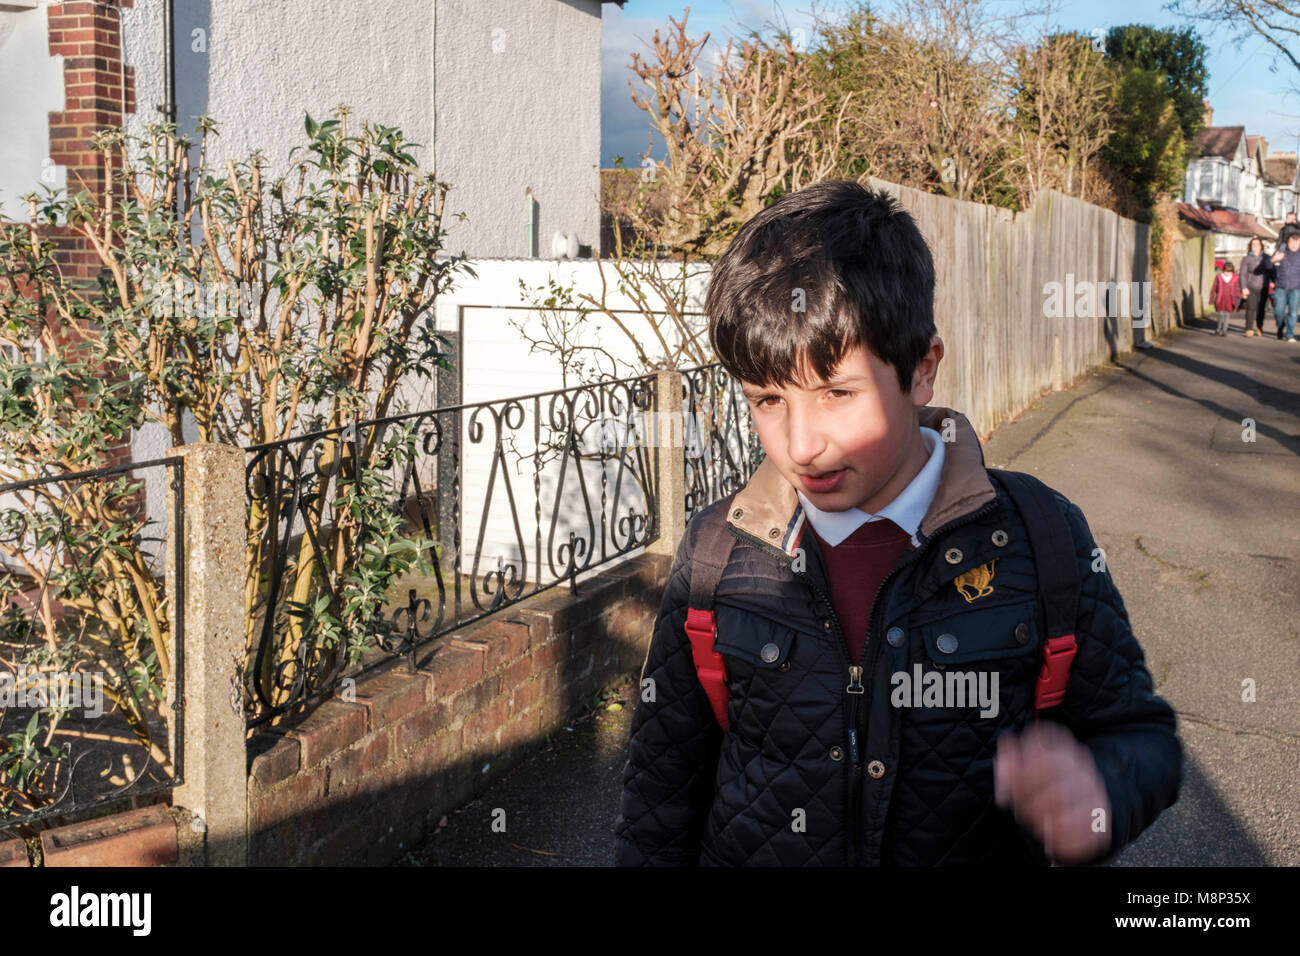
[246,552,670,866]
[0,551,669,866]
[0,805,180,868]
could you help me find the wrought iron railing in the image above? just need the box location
[0,457,184,829]
[243,372,660,727]
[680,363,764,522]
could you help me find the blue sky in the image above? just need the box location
[602,0,1300,168]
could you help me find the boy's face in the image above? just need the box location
[740,337,943,515]
[1289,235,1300,251]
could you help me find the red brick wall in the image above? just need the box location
[1,804,177,867]
[247,553,669,866]
[47,0,136,213]
[43,0,137,470]
[2,553,670,866]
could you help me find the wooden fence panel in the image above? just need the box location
[869,179,1151,438]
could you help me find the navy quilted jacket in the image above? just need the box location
[613,406,1182,866]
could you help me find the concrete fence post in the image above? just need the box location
[165,442,248,865]
[647,368,687,559]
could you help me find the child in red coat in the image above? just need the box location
[1210,262,1242,336]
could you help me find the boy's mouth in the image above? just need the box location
[798,468,846,491]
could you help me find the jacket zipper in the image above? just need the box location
[724,495,999,866]
[850,496,1001,865]
[724,525,859,865]
[792,571,860,864]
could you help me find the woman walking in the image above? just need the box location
[1239,237,1270,337]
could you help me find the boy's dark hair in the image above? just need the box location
[705,180,937,395]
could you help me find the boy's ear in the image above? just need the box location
[910,335,943,407]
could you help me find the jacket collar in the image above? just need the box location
[724,406,996,556]
[795,425,943,547]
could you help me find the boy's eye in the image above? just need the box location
[752,389,853,408]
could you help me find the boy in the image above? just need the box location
[613,181,1181,866]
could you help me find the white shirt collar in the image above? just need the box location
[795,426,945,548]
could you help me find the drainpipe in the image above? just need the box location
[525,187,536,257]
[160,0,176,123]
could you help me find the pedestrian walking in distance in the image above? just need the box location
[1270,230,1300,342]
[1239,237,1270,337]
[1210,261,1241,336]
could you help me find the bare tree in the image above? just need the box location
[1168,0,1300,91]
[811,0,1040,205]
[621,9,842,256]
[1010,32,1119,208]
[511,8,851,392]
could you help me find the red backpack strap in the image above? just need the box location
[986,470,1081,720]
[685,608,730,731]
[684,498,740,731]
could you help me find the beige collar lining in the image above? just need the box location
[723,406,996,554]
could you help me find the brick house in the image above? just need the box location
[1181,101,1300,260]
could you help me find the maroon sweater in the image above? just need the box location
[809,518,915,666]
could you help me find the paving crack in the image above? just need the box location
[1174,710,1300,745]
[1133,535,1213,591]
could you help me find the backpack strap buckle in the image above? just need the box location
[1034,633,1077,716]
[685,607,730,730]
[986,469,1083,722]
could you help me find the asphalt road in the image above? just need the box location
[405,312,1300,867]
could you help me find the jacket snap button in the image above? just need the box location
[1014,622,1030,645]
[823,619,833,630]
[768,527,781,539]
[944,547,963,564]
[829,746,844,761]
[886,626,905,647]
[936,633,958,654]
[778,660,791,672]
[867,760,886,778]
[760,642,780,663]
[991,529,1009,547]
[732,508,744,519]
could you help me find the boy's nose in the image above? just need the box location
[785,409,829,466]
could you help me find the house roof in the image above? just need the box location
[1190,126,1245,160]
[1263,153,1299,188]
[1176,201,1277,239]
[1177,203,1215,230]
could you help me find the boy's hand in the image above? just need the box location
[1272,252,1285,263]
[1242,288,1249,297]
[994,721,1112,864]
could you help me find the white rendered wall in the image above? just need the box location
[122,0,611,556]
[120,0,603,258]
[403,257,715,592]
[433,0,604,260]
